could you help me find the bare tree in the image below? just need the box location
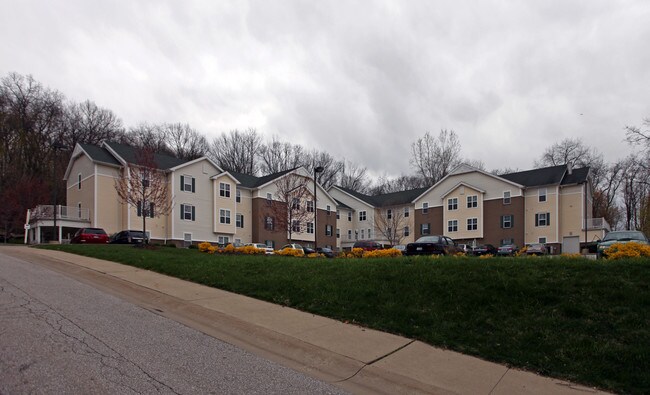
[338,160,370,193]
[209,128,261,174]
[374,207,408,246]
[164,123,208,161]
[259,135,306,175]
[303,150,344,190]
[592,161,625,228]
[122,123,171,154]
[368,174,427,195]
[410,129,461,184]
[534,138,602,169]
[268,173,314,242]
[115,148,173,244]
[625,118,650,151]
[60,100,125,149]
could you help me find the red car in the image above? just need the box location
[71,227,109,244]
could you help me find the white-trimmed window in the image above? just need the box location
[422,202,429,214]
[77,173,82,190]
[137,201,154,218]
[307,200,314,212]
[421,223,430,235]
[219,209,231,224]
[336,228,340,238]
[501,238,513,246]
[218,236,230,244]
[467,195,478,208]
[359,211,367,221]
[336,210,340,219]
[467,218,478,231]
[292,220,300,232]
[220,183,230,198]
[361,229,365,239]
[180,204,195,221]
[347,211,352,221]
[236,190,241,203]
[347,229,352,240]
[236,213,243,228]
[367,228,372,239]
[327,205,331,215]
[387,209,392,219]
[448,220,458,232]
[264,216,274,230]
[325,225,333,236]
[501,215,513,229]
[355,230,359,240]
[404,226,410,237]
[535,212,550,227]
[539,237,547,244]
[291,198,300,210]
[307,222,314,234]
[404,207,410,217]
[181,175,194,192]
[539,188,547,202]
[183,233,192,247]
[447,198,458,211]
[503,191,511,205]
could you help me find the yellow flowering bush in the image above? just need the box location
[362,248,403,258]
[207,245,218,254]
[478,254,494,259]
[237,246,266,255]
[349,248,365,258]
[307,252,324,258]
[198,242,213,252]
[604,242,650,260]
[561,253,583,259]
[276,248,304,257]
[514,246,528,257]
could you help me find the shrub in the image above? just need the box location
[350,248,365,258]
[478,254,494,259]
[363,248,402,258]
[237,245,266,255]
[604,242,650,260]
[307,252,324,258]
[276,248,304,257]
[198,242,213,252]
[561,253,583,259]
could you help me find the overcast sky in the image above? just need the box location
[2,1,649,177]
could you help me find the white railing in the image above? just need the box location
[585,217,611,232]
[30,205,91,222]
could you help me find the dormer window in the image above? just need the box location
[219,183,231,198]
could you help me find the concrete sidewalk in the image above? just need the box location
[6,246,610,395]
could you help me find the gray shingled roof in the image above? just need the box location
[501,165,589,187]
[229,168,297,189]
[79,143,121,166]
[334,186,431,207]
[103,141,188,170]
[334,199,353,210]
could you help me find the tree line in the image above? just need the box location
[1,72,648,238]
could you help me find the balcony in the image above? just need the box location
[30,205,91,223]
[584,217,611,232]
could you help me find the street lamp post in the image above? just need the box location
[51,141,66,243]
[313,166,324,249]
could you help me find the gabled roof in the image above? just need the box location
[103,141,188,170]
[229,168,297,189]
[440,182,486,199]
[335,199,353,210]
[333,186,430,208]
[78,143,121,167]
[500,165,589,187]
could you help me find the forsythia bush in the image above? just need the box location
[237,245,266,255]
[307,252,325,258]
[479,254,494,259]
[604,242,650,260]
[198,242,212,252]
[362,248,403,258]
[275,248,304,257]
[197,242,265,255]
[561,253,583,259]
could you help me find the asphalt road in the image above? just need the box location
[0,250,348,394]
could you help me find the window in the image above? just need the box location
[266,192,273,201]
[539,188,547,202]
[180,204,195,221]
[236,213,243,228]
[387,209,392,219]
[183,233,192,247]
[265,240,275,249]
[501,215,513,229]
[325,225,333,236]
[539,237,547,244]
[136,201,154,218]
[218,236,230,244]
[181,175,195,193]
[420,223,430,235]
[265,216,274,230]
[535,212,550,227]
[467,195,478,208]
[77,203,82,218]
[77,173,82,190]
[404,226,410,237]
[467,218,478,231]
[307,200,314,213]
[422,202,429,214]
[219,182,231,198]
[327,205,331,215]
[367,229,372,239]
[354,230,359,240]
[361,229,365,239]
[291,198,300,210]
[404,207,409,217]
[503,191,511,205]
[448,220,458,232]
[307,222,314,234]
[359,211,366,221]
[501,238,513,246]
[336,228,340,238]
[336,210,340,219]
[219,209,231,224]
[347,211,352,221]
[236,190,241,203]
[347,229,352,240]
[292,220,300,232]
[447,198,458,210]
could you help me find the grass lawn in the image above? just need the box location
[42,244,649,394]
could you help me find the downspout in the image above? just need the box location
[584,181,588,246]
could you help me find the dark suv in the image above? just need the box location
[352,240,383,251]
[110,230,147,244]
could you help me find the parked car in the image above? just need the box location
[71,227,109,244]
[471,244,497,256]
[526,243,548,255]
[245,243,274,255]
[315,247,335,258]
[302,246,316,255]
[393,244,407,253]
[352,240,383,251]
[496,244,519,256]
[280,243,305,255]
[597,230,649,258]
[110,230,147,244]
[404,235,461,256]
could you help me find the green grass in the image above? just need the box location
[42,245,649,394]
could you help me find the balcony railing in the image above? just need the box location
[584,217,611,232]
[30,205,91,222]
